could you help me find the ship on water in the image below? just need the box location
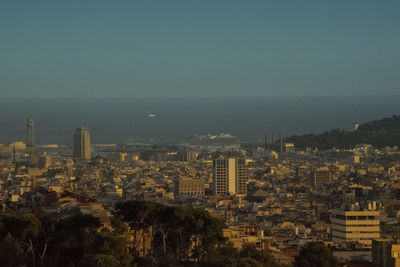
[187,133,240,151]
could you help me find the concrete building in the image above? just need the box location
[26,118,35,150]
[372,239,400,267]
[331,203,380,247]
[311,167,331,186]
[284,143,295,152]
[213,158,247,196]
[73,126,91,161]
[184,150,198,162]
[39,153,52,168]
[175,177,205,198]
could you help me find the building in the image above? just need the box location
[331,203,380,247]
[213,158,247,196]
[284,143,295,152]
[26,118,35,150]
[175,177,205,198]
[372,239,400,267]
[184,150,198,161]
[311,167,332,187]
[73,126,91,161]
[296,166,308,178]
[39,153,52,168]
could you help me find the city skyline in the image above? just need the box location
[1,2,400,265]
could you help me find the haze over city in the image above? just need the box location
[1,1,400,267]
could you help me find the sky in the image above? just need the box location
[0,0,399,98]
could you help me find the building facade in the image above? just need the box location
[26,118,35,150]
[312,167,332,187]
[175,177,205,198]
[73,126,91,161]
[213,158,247,196]
[331,203,380,247]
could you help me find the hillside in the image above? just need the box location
[285,115,400,150]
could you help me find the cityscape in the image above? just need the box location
[1,1,400,267]
[1,116,400,266]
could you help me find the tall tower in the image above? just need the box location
[73,126,91,161]
[213,158,247,196]
[27,118,35,150]
[264,132,268,151]
[271,133,275,150]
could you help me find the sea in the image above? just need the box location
[0,96,399,145]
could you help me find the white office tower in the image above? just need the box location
[331,202,380,248]
[213,158,247,196]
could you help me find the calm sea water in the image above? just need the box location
[0,96,399,144]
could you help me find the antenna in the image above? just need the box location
[271,133,275,150]
[13,143,16,163]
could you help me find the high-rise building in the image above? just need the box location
[213,158,247,196]
[73,126,91,161]
[27,118,35,150]
[331,202,380,247]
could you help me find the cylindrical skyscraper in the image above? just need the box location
[73,126,91,161]
[27,118,35,150]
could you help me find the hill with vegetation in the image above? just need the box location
[286,115,400,150]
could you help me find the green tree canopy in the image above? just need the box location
[294,242,338,267]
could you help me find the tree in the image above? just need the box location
[44,214,101,266]
[239,244,279,267]
[0,214,41,267]
[91,229,132,266]
[0,233,25,267]
[80,254,120,267]
[294,242,338,267]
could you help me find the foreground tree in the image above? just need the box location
[294,242,338,267]
[0,233,25,267]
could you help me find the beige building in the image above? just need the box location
[175,177,205,198]
[73,126,91,161]
[331,203,380,247]
[372,239,400,267]
[284,143,295,152]
[184,150,198,161]
[213,158,247,196]
[223,225,264,250]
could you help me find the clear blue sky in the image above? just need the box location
[1,0,399,97]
